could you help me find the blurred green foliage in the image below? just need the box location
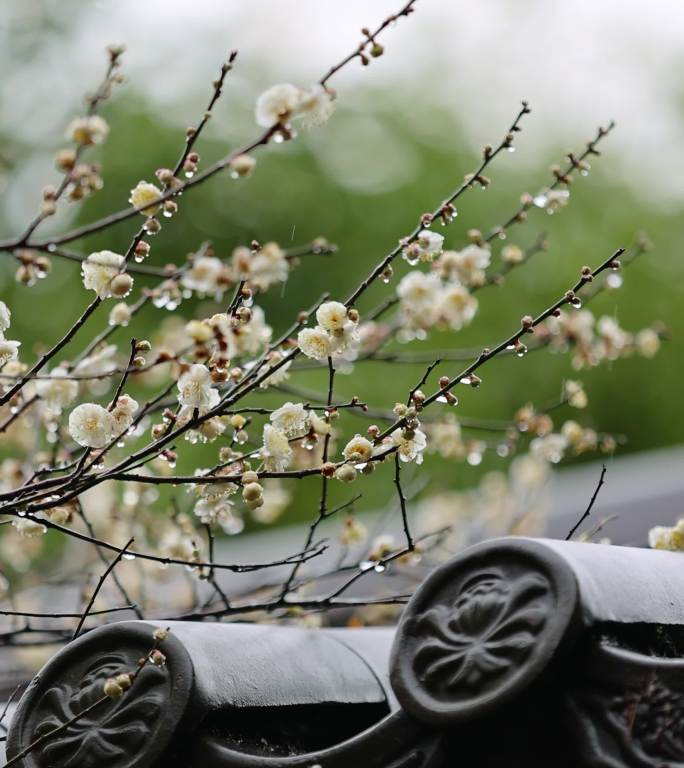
[0,81,682,531]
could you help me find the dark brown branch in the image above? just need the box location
[566,464,607,540]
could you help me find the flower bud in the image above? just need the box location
[335,464,357,483]
[110,273,133,298]
[242,482,263,502]
[115,673,133,690]
[103,678,124,699]
[229,153,256,178]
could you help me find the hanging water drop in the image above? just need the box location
[467,451,483,466]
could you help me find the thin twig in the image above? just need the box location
[566,464,607,540]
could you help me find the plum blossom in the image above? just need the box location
[403,230,444,265]
[649,520,684,551]
[0,301,11,332]
[82,251,125,299]
[68,403,115,448]
[0,338,20,367]
[636,328,660,358]
[181,255,226,297]
[109,302,132,327]
[438,284,478,330]
[232,243,288,290]
[397,271,441,330]
[177,364,218,410]
[255,83,334,129]
[342,435,374,463]
[437,244,491,286]
[255,83,302,127]
[129,181,162,216]
[228,305,272,357]
[530,433,568,464]
[36,369,78,412]
[297,327,333,360]
[261,424,292,472]
[13,518,47,538]
[270,402,309,438]
[67,115,109,145]
[316,301,349,332]
[392,428,427,464]
[298,84,335,128]
[110,394,139,434]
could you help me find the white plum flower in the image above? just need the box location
[438,284,478,330]
[298,84,335,128]
[510,454,550,490]
[194,492,236,527]
[403,230,444,264]
[0,301,11,333]
[649,520,684,551]
[597,316,630,357]
[109,302,132,327]
[530,433,568,464]
[255,83,302,127]
[13,518,47,538]
[309,411,331,435]
[342,435,374,463]
[82,251,125,299]
[328,319,360,358]
[270,402,309,438]
[258,352,292,389]
[564,380,588,409]
[438,244,491,286]
[297,327,333,360]
[110,394,139,434]
[36,369,78,412]
[392,428,427,464]
[181,255,225,297]
[186,415,226,444]
[74,344,118,379]
[228,305,272,357]
[129,181,162,216]
[261,424,292,472]
[177,364,217,410]
[636,328,660,358]
[255,83,334,130]
[316,301,348,332]
[67,115,109,145]
[0,338,20,367]
[68,403,115,448]
[240,243,290,291]
[397,271,442,326]
[501,245,524,265]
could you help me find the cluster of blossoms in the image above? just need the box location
[178,241,292,299]
[539,308,662,369]
[297,301,360,360]
[396,238,492,336]
[68,394,139,448]
[417,451,552,556]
